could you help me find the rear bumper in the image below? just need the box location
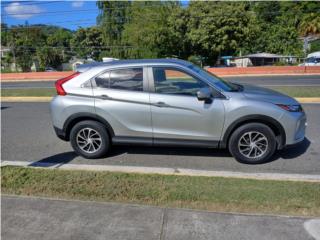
[53,126,68,141]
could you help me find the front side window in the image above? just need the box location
[153,67,207,96]
[95,68,143,92]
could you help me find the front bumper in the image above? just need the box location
[279,111,307,146]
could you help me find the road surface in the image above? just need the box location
[2,75,320,89]
[2,102,319,175]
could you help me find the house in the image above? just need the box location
[233,52,301,67]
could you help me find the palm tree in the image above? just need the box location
[299,13,320,37]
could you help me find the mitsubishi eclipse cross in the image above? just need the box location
[50,59,307,164]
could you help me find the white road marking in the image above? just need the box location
[2,160,320,182]
[304,219,320,240]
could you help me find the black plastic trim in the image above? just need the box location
[112,136,219,148]
[220,114,286,149]
[62,112,115,141]
[112,136,153,146]
[53,126,68,141]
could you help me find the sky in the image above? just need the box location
[1,1,190,31]
[1,0,100,30]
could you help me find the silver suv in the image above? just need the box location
[51,59,306,164]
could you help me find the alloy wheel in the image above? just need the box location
[76,127,102,154]
[238,131,268,159]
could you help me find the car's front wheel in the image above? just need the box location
[228,123,277,164]
[70,120,110,159]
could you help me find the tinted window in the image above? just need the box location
[110,68,143,91]
[95,72,110,88]
[153,67,207,96]
[95,68,143,91]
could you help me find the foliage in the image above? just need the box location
[186,2,259,64]
[1,1,320,70]
[36,47,63,70]
[96,1,131,59]
[122,1,181,59]
[70,27,103,60]
[1,25,69,71]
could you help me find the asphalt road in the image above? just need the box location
[2,102,320,175]
[2,75,320,89]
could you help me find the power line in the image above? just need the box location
[3,8,319,19]
[2,4,168,17]
[1,1,64,6]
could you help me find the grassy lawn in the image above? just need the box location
[267,86,320,98]
[2,166,320,216]
[1,88,56,97]
[1,86,320,97]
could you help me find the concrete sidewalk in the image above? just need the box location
[2,195,318,240]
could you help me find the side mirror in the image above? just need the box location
[197,87,212,103]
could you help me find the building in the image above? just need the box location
[233,52,301,67]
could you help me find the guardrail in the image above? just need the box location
[1,66,320,81]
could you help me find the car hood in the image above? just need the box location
[239,84,299,105]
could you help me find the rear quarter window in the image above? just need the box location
[95,68,143,92]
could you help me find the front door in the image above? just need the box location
[149,66,225,143]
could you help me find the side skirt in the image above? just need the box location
[112,136,219,148]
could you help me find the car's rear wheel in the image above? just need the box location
[228,123,277,164]
[70,120,110,159]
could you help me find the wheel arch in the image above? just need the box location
[63,113,115,141]
[220,115,286,150]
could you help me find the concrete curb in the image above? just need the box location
[2,160,320,182]
[296,97,320,103]
[2,96,320,103]
[1,97,53,102]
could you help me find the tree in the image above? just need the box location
[36,46,63,70]
[4,26,46,71]
[186,2,259,64]
[70,26,103,60]
[299,13,320,37]
[122,1,181,59]
[96,1,131,58]
[250,1,320,56]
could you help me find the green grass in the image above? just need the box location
[1,88,56,97]
[2,166,320,216]
[1,86,320,97]
[266,86,320,98]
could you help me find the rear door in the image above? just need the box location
[148,66,225,143]
[92,67,152,140]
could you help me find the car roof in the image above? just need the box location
[76,58,192,72]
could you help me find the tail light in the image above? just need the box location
[55,72,80,96]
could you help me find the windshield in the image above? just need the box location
[306,57,320,63]
[188,64,240,92]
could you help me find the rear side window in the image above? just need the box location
[95,72,109,88]
[95,68,143,92]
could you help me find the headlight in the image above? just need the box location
[276,104,302,112]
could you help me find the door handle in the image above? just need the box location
[155,101,167,107]
[100,94,110,100]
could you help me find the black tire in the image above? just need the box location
[70,120,110,159]
[228,123,277,164]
